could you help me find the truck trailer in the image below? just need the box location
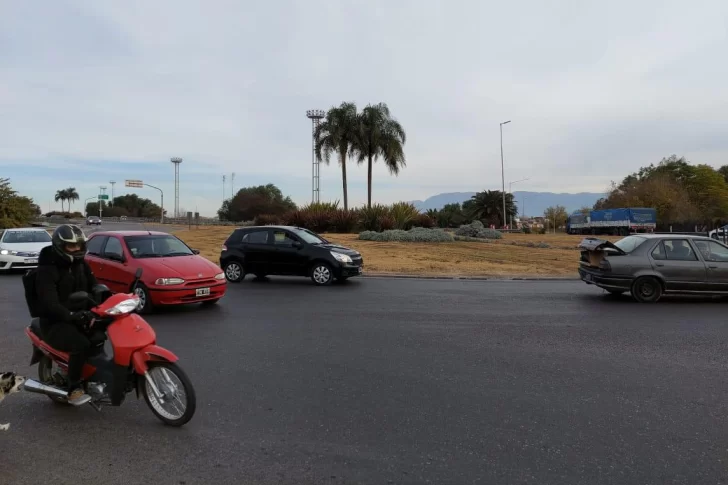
[567,208,657,236]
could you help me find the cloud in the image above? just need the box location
[1,0,727,215]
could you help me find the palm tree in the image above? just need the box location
[352,103,407,208]
[54,189,67,213]
[65,187,79,212]
[464,190,517,227]
[314,102,358,211]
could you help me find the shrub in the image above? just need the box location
[255,214,281,225]
[285,210,309,228]
[412,213,435,228]
[454,221,503,239]
[359,204,391,231]
[389,201,421,229]
[358,227,454,242]
[330,209,358,233]
[522,225,532,234]
[538,227,547,235]
[377,215,395,231]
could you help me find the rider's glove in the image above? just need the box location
[69,310,94,328]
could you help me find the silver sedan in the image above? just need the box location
[578,233,728,302]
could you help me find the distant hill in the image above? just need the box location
[410,191,606,216]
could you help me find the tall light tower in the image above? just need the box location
[499,120,511,230]
[231,172,235,197]
[99,185,107,218]
[306,109,325,203]
[171,157,182,218]
[109,180,116,205]
[222,175,226,205]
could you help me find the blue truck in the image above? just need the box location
[567,208,657,236]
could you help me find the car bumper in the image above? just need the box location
[578,267,633,291]
[0,254,40,271]
[149,282,227,305]
[337,263,364,278]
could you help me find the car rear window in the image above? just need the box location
[613,235,647,253]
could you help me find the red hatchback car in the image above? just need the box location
[84,231,226,313]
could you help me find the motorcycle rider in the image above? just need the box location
[35,224,97,405]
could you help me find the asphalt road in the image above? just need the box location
[2,237,728,484]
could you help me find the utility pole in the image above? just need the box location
[306,109,325,203]
[109,181,116,206]
[222,175,226,205]
[99,186,107,218]
[231,172,235,197]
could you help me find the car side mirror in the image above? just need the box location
[192,249,200,255]
[292,241,303,249]
[134,267,143,279]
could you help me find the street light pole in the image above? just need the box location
[508,177,529,229]
[500,120,511,230]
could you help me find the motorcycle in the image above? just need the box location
[22,267,196,427]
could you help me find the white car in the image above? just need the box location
[709,225,728,240]
[0,227,53,272]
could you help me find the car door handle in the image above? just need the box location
[709,265,718,269]
[655,263,664,267]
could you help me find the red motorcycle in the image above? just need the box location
[22,268,196,427]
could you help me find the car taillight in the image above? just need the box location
[222,245,227,251]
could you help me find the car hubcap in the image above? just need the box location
[640,283,654,298]
[226,263,241,280]
[313,266,330,284]
[134,288,147,309]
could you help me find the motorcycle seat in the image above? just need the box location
[30,318,42,337]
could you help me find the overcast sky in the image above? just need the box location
[1,0,727,216]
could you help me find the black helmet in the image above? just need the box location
[51,224,88,263]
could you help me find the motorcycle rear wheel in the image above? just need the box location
[141,362,196,427]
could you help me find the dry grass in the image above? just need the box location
[174,227,622,277]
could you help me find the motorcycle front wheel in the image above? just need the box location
[140,362,196,427]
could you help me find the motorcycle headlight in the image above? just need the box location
[155,277,185,285]
[105,298,140,315]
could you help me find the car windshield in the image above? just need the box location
[290,228,327,245]
[1,230,52,244]
[124,235,193,258]
[613,235,647,253]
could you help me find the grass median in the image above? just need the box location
[173,226,622,278]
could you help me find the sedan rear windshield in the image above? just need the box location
[1,230,52,243]
[613,235,647,253]
[124,235,193,258]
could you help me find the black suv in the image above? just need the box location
[220,225,363,285]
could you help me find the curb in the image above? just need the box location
[360,273,580,281]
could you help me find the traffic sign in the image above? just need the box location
[98,195,109,200]
[125,179,143,188]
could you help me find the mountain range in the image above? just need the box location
[411,191,606,217]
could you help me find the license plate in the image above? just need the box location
[24,259,38,264]
[196,287,210,297]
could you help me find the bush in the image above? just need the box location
[359,204,391,231]
[377,215,395,231]
[389,201,421,229]
[412,213,435,228]
[358,227,454,242]
[521,225,532,234]
[330,209,358,233]
[454,221,503,240]
[255,214,281,225]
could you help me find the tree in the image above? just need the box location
[64,187,79,212]
[217,184,296,222]
[543,205,569,229]
[0,178,37,228]
[464,190,517,228]
[90,194,163,218]
[315,102,359,211]
[352,103,407,208]
[54,189,67,213]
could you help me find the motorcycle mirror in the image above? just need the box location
[134,268,143,279]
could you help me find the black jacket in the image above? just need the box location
[35,245,98,327]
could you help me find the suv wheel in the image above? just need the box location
[310,262,333,286]
[224,261,244,283]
